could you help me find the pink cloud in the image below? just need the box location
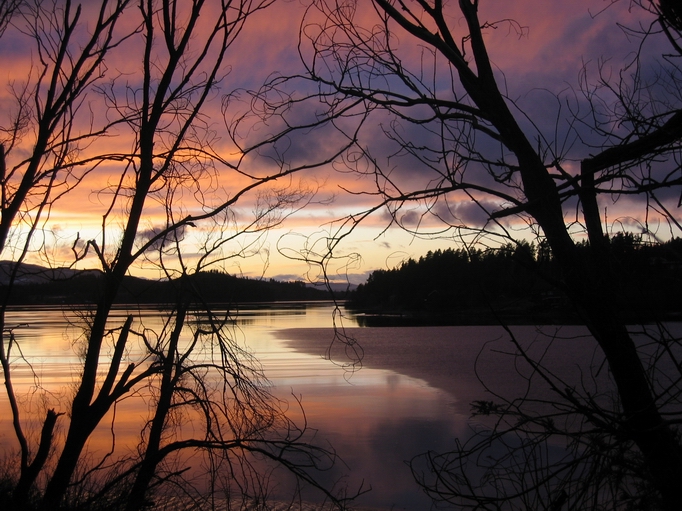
[3,1,675,280]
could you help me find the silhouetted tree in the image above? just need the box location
[0,1,356,510]
[271,0,682,509]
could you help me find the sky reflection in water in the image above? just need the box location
[0,303,474,510]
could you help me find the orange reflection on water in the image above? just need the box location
[0,304,464,510]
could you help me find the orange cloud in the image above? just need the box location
[2,1,674,283]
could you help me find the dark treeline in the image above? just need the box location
[0,263,333,305]
[348,233,682,325]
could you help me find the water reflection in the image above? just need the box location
[272,379,463,510]
[0,302,466,510]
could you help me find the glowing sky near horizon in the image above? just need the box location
[0,1,676,285]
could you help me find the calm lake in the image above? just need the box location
[1,302,672,510]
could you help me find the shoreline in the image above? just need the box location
[274,325,512,414]
[274,324,605,416]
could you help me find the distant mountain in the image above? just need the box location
[0,261,337,305]
[0,261,103,285]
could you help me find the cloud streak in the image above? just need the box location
[1,1,676,281]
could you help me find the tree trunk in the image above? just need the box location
[40,274,125,508]
[125,304,187,511]
[571,168,682,509]
[507,134,682,511]
[39,411,100,510]
[458,15,682,504]
[578,289,682,510]
[12,409,59,509]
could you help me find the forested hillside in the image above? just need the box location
[348,234,682,324]
[0,263,332,305]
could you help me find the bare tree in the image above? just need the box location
[277,0,682,509]
[0,1,357,510]
[0,1,134,505]
[0,0,22,37]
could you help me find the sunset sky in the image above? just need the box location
[0,0,676,285]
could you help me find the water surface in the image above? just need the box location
[0,302,628,510]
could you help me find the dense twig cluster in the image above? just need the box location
[0,2,356,510]
[275,1,682,509]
